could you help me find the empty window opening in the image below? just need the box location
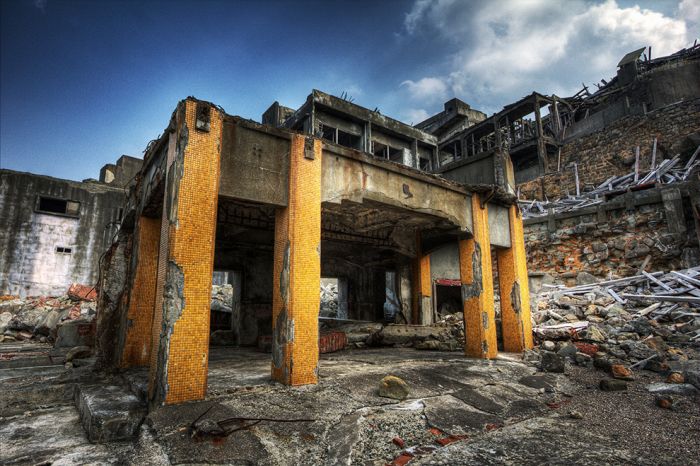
[55,246,72,254]
[388,146,403,163]
[320,124,337,143]
[372,141,388,159]
[384,271,400,322]
[492,247,504,352]
[419,157,431,171]
[438,150,454,166]
[320,277,348,319]
[36,196,80,217]
[210,270,242,341]
[337,129,361,149]
[434,281,462,319]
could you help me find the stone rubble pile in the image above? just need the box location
[211,284,233,313]
[320,281,339,317]
[519,143,700,219]
[0,284,97,345]
[530,267,700,393]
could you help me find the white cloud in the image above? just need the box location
[679,0,700,36]
[403,108,430,124]
[401,0,695,113]
[400,77,448,102]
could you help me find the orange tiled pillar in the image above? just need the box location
[149,100,222,405]
[411,233,432,325]
[271,135,322,385]
[459,194,498,359]
[496,205,534,352]
[120,216,161,367]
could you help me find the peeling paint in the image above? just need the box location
[153,260,185,404]
[461,242,482,300]
[510,281,521,314]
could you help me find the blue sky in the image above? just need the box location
[1,0,698,181]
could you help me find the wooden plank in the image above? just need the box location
[670,270,700,288]
[606,287,626,304]
[642,271,673,291]
[621,293,700,304]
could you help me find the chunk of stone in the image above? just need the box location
[541,340,556,352]
[586,326,607,342]
[66,345,92,362]
[75,385,147,442]
[576,272,597,286]
[684,369,700,390]
[541,351,565,373]
[379,375,409,400]
[55,320,94,348]
[611,364,634,381]
[646,383,699,396]
[655,395,673,409]
[600,379,627,391]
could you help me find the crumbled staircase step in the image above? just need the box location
[75,384,147,442]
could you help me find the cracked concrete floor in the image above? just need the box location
[1,345,698,465]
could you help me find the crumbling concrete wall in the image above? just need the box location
[0,170,125,297]
[95,231,132,370]
[524,183,700,280]
[519,98,700,200]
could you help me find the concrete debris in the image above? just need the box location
[210,285,233,313]
[520,144,700,219]
[378,375,410,400]
[533,267,700,371]
[0,286,97,346]
[600,378,628,391]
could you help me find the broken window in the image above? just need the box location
[36,196,80,217]
[196,102,211,132]
[55,246,72,254]
[372,141,388,159]
[419,157,431,171]
[388,146,402,163]
[337,129,361,149]
[320,124,337,143]
[320,277,348,319]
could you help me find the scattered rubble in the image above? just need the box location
[531,266,700,404]
[0,284,97,346]
[520,144,700,218]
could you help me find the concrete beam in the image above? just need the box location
[120,216,160,368]
[496,206,534,353]
[148,100,222,405]
[321,145,472,233]
[459,194,497,359]
[271,135,322,386]
[412,232,432,325]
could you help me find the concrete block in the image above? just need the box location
[75,384,147,442]
[55,320,95,348]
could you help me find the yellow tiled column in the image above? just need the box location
[459,194,498,359]
[271,135,322,385]
[149,99,222,405]
[411,233,431,325]
[496,205,534,352]
[120,216,161,368]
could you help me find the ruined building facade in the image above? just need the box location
[97,96,533,405]
[0,155,141,297]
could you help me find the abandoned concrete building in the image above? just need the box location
[1,42,700,464]
[94,91,533,406]
[0,155,142,297]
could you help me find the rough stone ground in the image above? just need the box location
[1,344,698,465]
